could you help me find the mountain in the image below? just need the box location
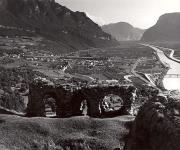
[141,13,180,41]
[102,22,145,41]
[0,0,118,52]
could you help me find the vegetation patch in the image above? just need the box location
[0,115,134,150]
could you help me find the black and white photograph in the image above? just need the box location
[0,0,180,149]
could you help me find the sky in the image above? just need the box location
[56,0,180,29]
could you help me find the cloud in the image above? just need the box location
[86,13,106,26]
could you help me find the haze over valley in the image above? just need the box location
[102,22,145,41]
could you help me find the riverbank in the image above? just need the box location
[155,46,180,63]
[142,44,180,91]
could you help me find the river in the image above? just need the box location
[144,44,180,91]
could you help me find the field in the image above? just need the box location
[0,39,166,150]
[66,42,157,81]
[0,40,164,114]
[0,115,134,150]
[0,36,75,55]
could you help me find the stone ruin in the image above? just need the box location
[26,77,137,118]
[26,77,180,149]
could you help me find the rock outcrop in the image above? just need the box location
[141,13,180,41]
[125,95,180,150]
[102,22,144,41]
[0,0,118,51]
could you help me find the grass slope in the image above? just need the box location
[0,115,134,150]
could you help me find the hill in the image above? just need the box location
[0,115,134,150]
[0,0,118,52]
[141,13,180,41]
[125,95,180,150]
[102,22,144,41]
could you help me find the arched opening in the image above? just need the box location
[43,92,57,117]
[100,94,124,117]
[71,92,90,116]
[80,99,88,116]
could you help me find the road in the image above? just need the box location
[131,57,157,87]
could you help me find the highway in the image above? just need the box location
[131,57,157,87]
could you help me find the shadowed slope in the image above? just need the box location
[0,0,118,51]
[142,13,180,42]
[125,96,180,150]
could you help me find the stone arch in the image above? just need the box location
[97,86,138,117]
[71,91,91,116]
[42,91,58,117]
[101,94,123,111]
[99,87,126,117]
[27,79,137,118]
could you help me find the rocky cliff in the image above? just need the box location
[102,22,144,41]
[141,13,180,41]
[0,0,118,51]
[125,95,180,150]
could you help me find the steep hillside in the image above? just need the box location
[141,13,180,41]
[125,95,180,150]
[102,22,144,41]
[0,0,118,52]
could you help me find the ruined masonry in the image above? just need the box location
[26,78,136,118]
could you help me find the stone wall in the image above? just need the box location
[26,79,136,118]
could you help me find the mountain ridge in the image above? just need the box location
[102,22,145,41]
[0,0,118,52]
[141,12,180,41]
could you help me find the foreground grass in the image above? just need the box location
[0,115,134,150]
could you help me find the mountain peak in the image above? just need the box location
[102,22,144,41]
[141,12,180,41]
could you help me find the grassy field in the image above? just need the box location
[0,115,134,150]
[91,43,154,59]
